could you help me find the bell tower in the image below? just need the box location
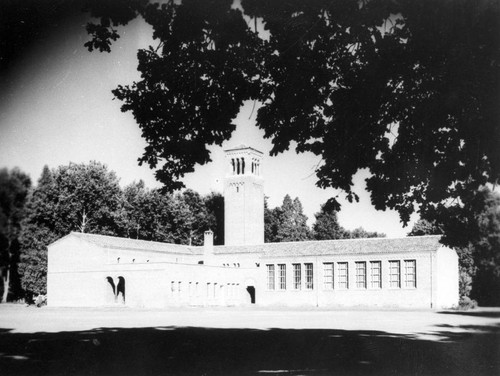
[224,145,264,245]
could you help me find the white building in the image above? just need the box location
[47,145,459,309]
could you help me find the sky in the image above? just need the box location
[0,13,418,237]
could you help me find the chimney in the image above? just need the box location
[204,230,214,264]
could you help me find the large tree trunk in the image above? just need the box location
[1,269,10,303]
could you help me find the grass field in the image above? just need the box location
[0,305,499,375]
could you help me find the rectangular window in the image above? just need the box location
[355,262,367,289]
[293,263,301,290]
[389,260,401,288]
[323,263,334,290]
[404,260,416,288]
[338,262,348,289]
[278,264,286,290]
[305,263,314,290]
[370,261,382,289]
[267,264,275,290]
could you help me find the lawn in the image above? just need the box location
[0,305,499,375]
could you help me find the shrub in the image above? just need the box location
[458,296,477,310]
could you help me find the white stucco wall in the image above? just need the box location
[47,235,260,308]
[258,252,435,308]
[48,236,106,306]
[435,246,459,309]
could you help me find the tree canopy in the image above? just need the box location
[313,204,347,241]
[0,168,31,302]
[265,195,312,243]
[19,162,122,296]
[16,162,224,297]
[408,188,500,306]
[76,0,500,247]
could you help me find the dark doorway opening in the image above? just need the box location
[117,276,126,304]
[106,276,116,304]
[246,286,256,304]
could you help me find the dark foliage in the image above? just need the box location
[409,190,500,306]
[0,168,31,302]
[407,219,442,237]
[19,162,121,296]
[346,227,385,239]
[1,0,498,253]
[265,195,312,242]
[15,162,224,295]
[313,203,347,240]
[78,0,500,247]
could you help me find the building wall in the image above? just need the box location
[224,146,264,246]
[48,236,259,308]
[48,236,106,307]
[224,174,264,246]
[104,247,201,266]
[257,251,442,308]
[435,246,459,309]
[48,236,459,309]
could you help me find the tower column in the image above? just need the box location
[223,145,264,246]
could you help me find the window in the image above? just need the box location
[323,263,334,290]
[404,260,416,288]
[338,262,348,289]
[278,264,286,290]
[370,261,382,289]
[355,262,367,289]
[305,263,314,290]
[389,260,401,288]
[293,263,301,290]
[267,264,275,290]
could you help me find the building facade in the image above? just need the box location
[224,145,264,246]
[47,145,459,309]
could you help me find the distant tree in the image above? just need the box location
[116,181,175,241]
[19,162,121,297]
[469,188,500,306]
[117,185,221,246]
[264,197,279,243]
[266,195,312,243]
[116,180,148,239]
[204,192,224,245]
[407,219,442,237]
[178,189,216,246]
[313,203,347,240]
[346,227,385,239]
[0,168,31,302]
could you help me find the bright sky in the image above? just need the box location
[0,15,418,237]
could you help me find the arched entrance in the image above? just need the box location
[106,276,116,304]
[244,278,256,304]
[246,286,256,304]
[117,276,126,304]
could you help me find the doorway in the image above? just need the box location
[246,286,256,304]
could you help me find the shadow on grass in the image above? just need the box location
[0,325,499,376]
[438,309,500,318]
